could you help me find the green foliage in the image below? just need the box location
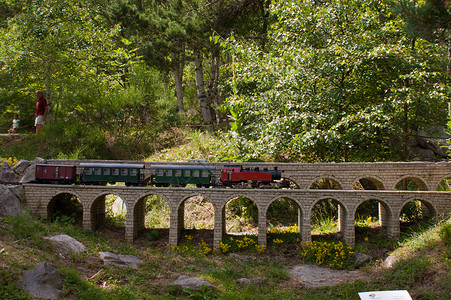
[439,223,451,245]
[0,267,31,300]
[222,0,448,162]
[382,256,432,288]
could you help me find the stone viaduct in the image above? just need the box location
[23,160,451,249]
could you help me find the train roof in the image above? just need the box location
[36,164,76,168]
[80,163,144,168]
[150,164,215,170]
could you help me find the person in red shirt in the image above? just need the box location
[35,90,48,134]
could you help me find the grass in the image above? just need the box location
[0,213,449,299]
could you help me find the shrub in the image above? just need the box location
[300,240,355,270]
[439,223,451,245]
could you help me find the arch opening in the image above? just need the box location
[134,194,170,245]
[399,199,436,228]
[310,178,342,189]
[48,193,83,226]
[266,198,301,248]
[104,194,127,228]
[352,178,384,190]
[179,196,215,246]
[436,177,451,191]
[354,199,392,244]
[395,177,426,191]
[310,198,344,240]
[225,197,258,234]
[222,196,260,252]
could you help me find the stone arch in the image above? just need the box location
[392,175,429,191]
[175,194,216,246]
[89,191,129,231]
[397,197,438,222]
[351,176,385,190]
[434,174,451,191]
[265,196,303,246]
[308,196,352,244]
[353,197,394,239]
[132,192,172,242]
[309,176,343,189]
[223,194,260,234]
[279,176,301,189]
[47,191,83,224]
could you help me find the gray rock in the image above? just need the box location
[236,277,266,286]
[13,160,31,175]
[20,262,63,300]
[111,197,126,216]
[99,252,143,269]
[44,234,86,255]
[290,264,364,288]
[169,275,213,291]
[229,253,256,261]
[20,157,45,183]
[0,161,19,183]
[0,185,24,217]
[354,252,372,268]
[410,147,436,161]
[383,255,399,268]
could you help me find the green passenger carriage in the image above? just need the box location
[150,164,215,187]
[80,163,145,186]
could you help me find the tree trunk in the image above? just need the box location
[194,49,214,132]
[172,51,185,113]
[208,45,220,128]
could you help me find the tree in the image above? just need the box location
[222,0,448,162]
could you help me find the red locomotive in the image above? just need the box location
[220,165,289,188]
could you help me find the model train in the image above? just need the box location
[34,163,290,188]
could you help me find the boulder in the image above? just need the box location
[0,161,19,183]
[236,277,266,286]
[111,197,126,216]
[20,262,63,300]
[20,157,45,183]
[99,252,143,269]
[13,159,31,175]
[44,234,86,255]
[0,185,24,217]
[289,264,364,288]
[382,255,400,268]
[354,252,372,268]
[169,275,213,291]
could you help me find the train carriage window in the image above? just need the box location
[103,168,110,176]
[130,169,138,176]
[184,170,191,177]
[157,169,164,176]
[166,170,173,177]
[121,169,128,176]
[175,170,182,177]
[112,168,119,176]
[85,168,93,175]
[201,170,209,178]
[193,170,200,177]
[94,168,101,175]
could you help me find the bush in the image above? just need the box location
[439,223,451,245]
[300,240,355,270]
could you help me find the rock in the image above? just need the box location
[99,252,143,269]
[236,277,266,286]
[111,197,126,216]
[20,262,63,300]
[382,255,399,268]
[44,234,86,255]
[20,157,45,184]
[0,161,19,183]
[410,146,436,161]
[354,252,372,268]
[0,185,24,217]
[169,275,213,291]
[290,264,364,288]
[229,253,257,261]
[13,159,31,175]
